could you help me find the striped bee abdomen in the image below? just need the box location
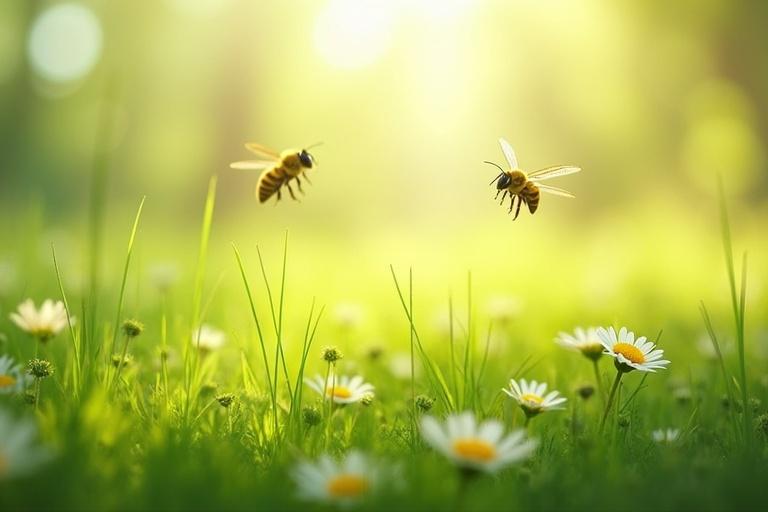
[257,165,288,203]
[522,182,540,214]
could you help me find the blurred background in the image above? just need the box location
[0,0,766,351]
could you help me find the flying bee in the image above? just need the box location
[230,143,320,203]
[486,138,581,220]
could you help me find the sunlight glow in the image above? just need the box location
[27,3,102,83]
[314,0,393,70]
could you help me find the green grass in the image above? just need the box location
[0,185,766,512]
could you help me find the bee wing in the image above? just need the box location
[528,166,581,181]
[536,183,575,198]
[230,160,274,171]
[244,143,280,160]
[498,138,519,169]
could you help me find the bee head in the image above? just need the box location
[298,149,314,169]
[496,174,512,190]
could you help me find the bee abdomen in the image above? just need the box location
[257,165,287,203]
[523,183,540,214]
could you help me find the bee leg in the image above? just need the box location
[508,194,516,213]
[276,188,282,202]
[294,175,305,194]
[494,189,501,200]
[286,181,299,201]
[513,196,523,220]
[303,172,312,185]
[498,190,508,205]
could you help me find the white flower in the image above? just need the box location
[333,302,364,329]
[191,324,226,352]
[420,411,537,473]
[503,378,567,417]
[292,450,379,505]
[555,327,604,361]
[597,326,670,373]
[9,299,71,341]
[0,355,32,395]
[305,374,374,404]
[652,428,680,444]
[0,409,52,480]
[486,295,521,323]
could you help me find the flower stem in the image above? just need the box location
[592,359,604,403]
[599,370,623,432]
[324,362,334,448]
[110,335,130,393]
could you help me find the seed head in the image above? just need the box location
[26,358,54,379]
[617,415,630,428]
[576,384,595,401]
[216,393,236,408]
[302,405,322,427]
[321,346,343,364]
[111,354,133,368]
[360,392,374,407]
[415,394,435,412]
[121,319,144,338]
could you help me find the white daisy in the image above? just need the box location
[597,326,670,373]
[292,450,379,505]
[0,409,52,480]
[420,411,537,473]
[191,324,226,352]
[9,299,71,341]
[0,355,32,395]
[652,428,680,444]
[305,374,374,404]
[503,378,567,417]
[555,327,604,361]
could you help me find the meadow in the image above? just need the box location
[2,1,768,511]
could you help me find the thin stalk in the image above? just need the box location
[106,196,146,387]
[184,176,217,424]
[409,268,416,444]
[52,244,80,398]
[448,294,459,403]
[233,244,277,436]
[600,370,623,432]
[592,359,604,403]
[110,334,131,392]
[717,178,750,446]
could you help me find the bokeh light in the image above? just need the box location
[314,0,394,69]
[27,3,102,84]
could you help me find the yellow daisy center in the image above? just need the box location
[452,438,497,462]
[326,385,352,399]
[0,375,16,388]
[327,474,369,498]
[613,342,645,364]
[520,393,543,405]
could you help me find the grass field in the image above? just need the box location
[2,1,768,511]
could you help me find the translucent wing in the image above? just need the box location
[230,160,274,171]
[528,165,581,181]
[245,143,280,160]
[536,183,575,198]
[498,138,519,169]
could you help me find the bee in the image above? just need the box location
[230,143,319,203]
[486,138,581,220]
